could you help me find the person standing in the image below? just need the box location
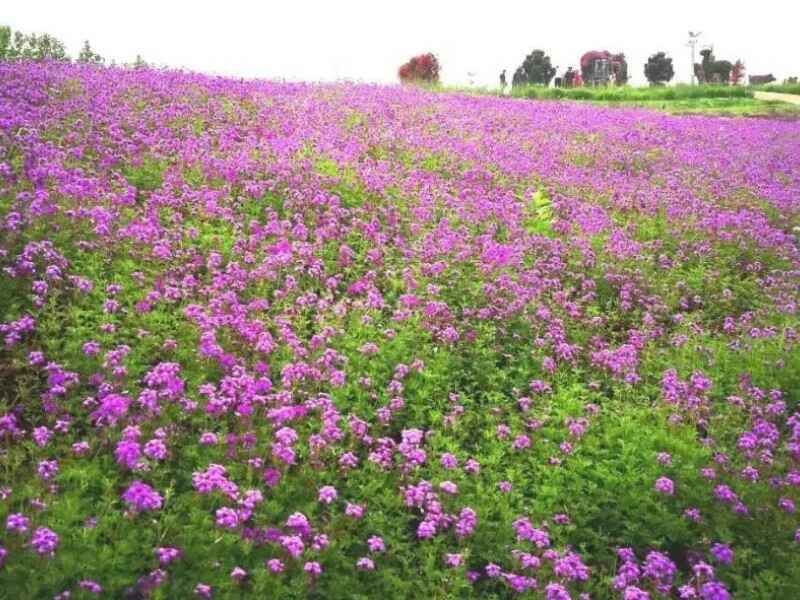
[500,69,507,93]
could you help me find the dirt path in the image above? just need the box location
[754,91,800,105]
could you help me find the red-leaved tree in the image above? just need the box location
[398,53,440,84]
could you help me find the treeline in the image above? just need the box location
[0,24,148,68]
[395,49,677,87]
[398,48,796,89]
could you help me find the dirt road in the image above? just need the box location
[753,91,800,105]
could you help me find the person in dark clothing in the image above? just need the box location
[512,67,527,89]
[500,69,507,91]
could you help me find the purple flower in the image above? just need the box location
[441,452,458,469]
[455,507,478,538]
[700,581,730,600]
[31,527,59,557]
[684,507,703,522]
[656,452,673,466]
[286,512,311,533]
[345,502,365,519]
[545,582,572,600]
[357,557,375,571]
[199,432,218,445]
[553,513,571,525]
[779,497,796,513]
[554,551,590,582]
[266,558,285,573]
[122,481,164,513]
[445,553,463,567]
[312,534,329,551]
[280,535,305,558]
[693,561,715,578]
[215,507,239,529]
[439,481,458,495]
[37,459,59,482]
[623,587,652,600]
[144,438,168,461]
[710,543,734,565]
[368,535,385,553]
[72,441,91,456]
[654,477,675,496]
[642,551,676,585]
[33,426,52,447]
[464,458,481,474]
[6,513,30,534]
[263,468,282,487]
[513,518,550,547]
[156,546,183,565]
[78,580,103,594]
[513,435,531,450]
[82,341,101,356]
[304,561,322,577]
[417,519,437,539]
[115,440,142,470]
[318,485,337,505]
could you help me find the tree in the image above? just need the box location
[730,60,745,86]
[517,49,556,86]
[132,54,149,69]
[398,53,440,84]
[77,40,104,64]
[0,26,11,60]
[613,53,629,85]
[512,66,528,88]
[1,27,69,61]
[698,49,732,85]
[644,52,674,86]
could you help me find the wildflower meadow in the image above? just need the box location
[1,61,799,598]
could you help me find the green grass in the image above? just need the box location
[751,82,800,95]
[510,84,753,102]
[435,82,800,118]
[592,97,800,118]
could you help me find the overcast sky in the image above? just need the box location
[4,1,799,87]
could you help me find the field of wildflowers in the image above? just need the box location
[1,61,799,599]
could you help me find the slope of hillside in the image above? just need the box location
[1,62,800,598]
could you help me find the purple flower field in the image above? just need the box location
[1,61,799,598]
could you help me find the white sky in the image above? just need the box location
[3,1,799,87]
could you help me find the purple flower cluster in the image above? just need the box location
[122,481,164,513]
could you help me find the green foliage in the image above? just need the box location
[0,26,11,60]
[77,40,103,65]
[0,26,69,61]
[751,82,800,95]
[123,156,168,195]
[644,52,675,86]
[500,83,800,117]
[516,49,557,87]
[512,84,751,102]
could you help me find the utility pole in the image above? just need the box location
[687,31,702,85]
